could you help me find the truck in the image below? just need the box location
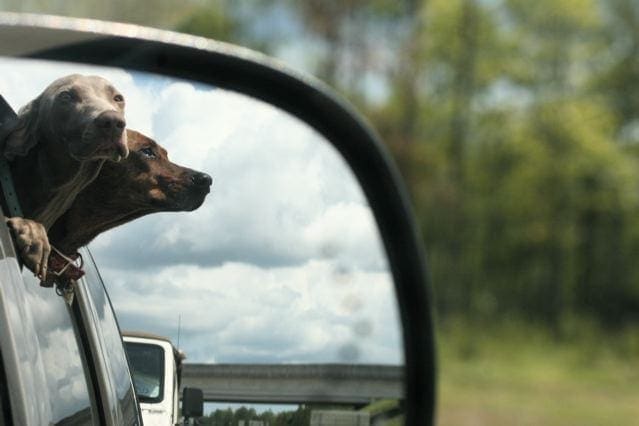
[122,332,203,426]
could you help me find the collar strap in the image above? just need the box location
[0,155,22,217]
[0,97,22,218]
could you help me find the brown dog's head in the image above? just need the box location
[4,74,128,162]
[49,129,212,253]
[102,129,212,211]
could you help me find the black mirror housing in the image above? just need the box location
[182,387,204,419]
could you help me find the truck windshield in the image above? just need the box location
[124,342,165,403]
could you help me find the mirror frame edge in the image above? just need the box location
[0,16,436,425]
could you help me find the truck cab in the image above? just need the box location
[123,332,203,426]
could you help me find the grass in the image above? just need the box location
[360,399,403,425]
[436,318,639,425]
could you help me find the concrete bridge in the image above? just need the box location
[181,363,404,405]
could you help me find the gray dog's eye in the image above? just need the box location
[114,94,124,103]
[58,91,73,102]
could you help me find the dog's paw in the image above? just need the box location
[6,217,51,280]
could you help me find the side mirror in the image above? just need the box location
[182,387,204,419]
[0,14,435,424]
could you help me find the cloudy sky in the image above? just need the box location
[0,57,403,367]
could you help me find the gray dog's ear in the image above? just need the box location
[2,98,40,161]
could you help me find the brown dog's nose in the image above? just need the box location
[191,172,212,187]
[94,111,126,131]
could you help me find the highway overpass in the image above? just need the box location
[181,363,403,405]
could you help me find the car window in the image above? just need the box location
[21,272,96,425]
[124,342,165,402]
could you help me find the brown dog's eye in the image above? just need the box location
[114,94,124,103]
[139,147,156,159]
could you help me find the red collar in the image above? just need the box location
[40,248,85,288]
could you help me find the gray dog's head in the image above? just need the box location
[4,74,129,162]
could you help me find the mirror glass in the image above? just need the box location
[0,57,403,418]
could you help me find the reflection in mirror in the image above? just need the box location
[0,57,403,419]
[21,271,96,424]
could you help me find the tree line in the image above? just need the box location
[198,406,310,426]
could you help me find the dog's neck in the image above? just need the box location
[49,162,156,253]
[10,140,105,230]
[52,206,152,254]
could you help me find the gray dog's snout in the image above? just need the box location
[94,111,126,131]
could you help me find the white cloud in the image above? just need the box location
[93,79,387,272]
[20,272,94,422]
[103,260,402,364]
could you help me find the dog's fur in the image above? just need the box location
[49,129,212,254]
[0,74,128,278]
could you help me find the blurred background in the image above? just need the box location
[3,0,639,424]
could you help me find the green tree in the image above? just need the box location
[176,2,274,51]
[591,0,639,141]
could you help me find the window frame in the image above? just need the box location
[73,247,142,426]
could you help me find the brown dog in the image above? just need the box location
[49,129,212,257]
[0,74,128,278]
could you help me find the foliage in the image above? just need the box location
[175,2,275,52]
[199,406,310,426]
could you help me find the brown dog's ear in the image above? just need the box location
[3,98,40,161]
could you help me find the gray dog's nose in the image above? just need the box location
[94,111,126,131]
[191,172,212,187]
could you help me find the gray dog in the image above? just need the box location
[0,74,129,279]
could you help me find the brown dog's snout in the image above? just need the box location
[94,110,126,131]
[191,171,213,188]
